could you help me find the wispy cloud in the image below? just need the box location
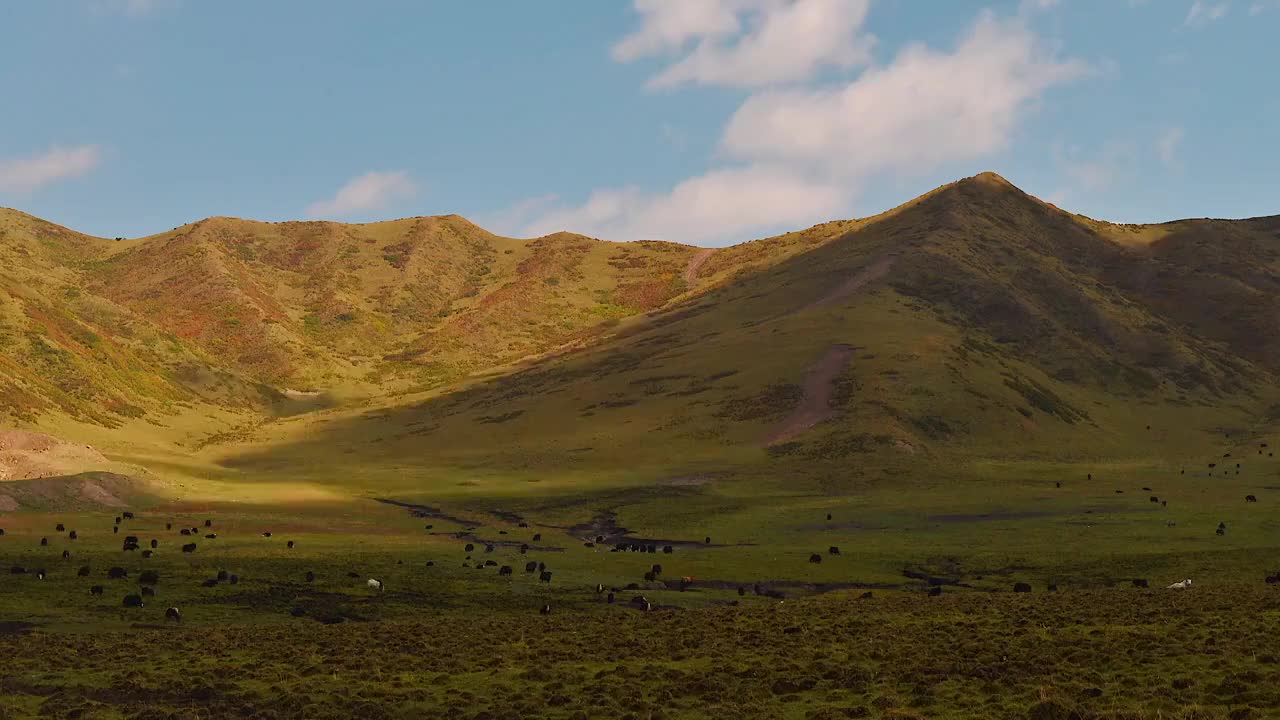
[0,145,103,194]
[305,171,418,219]
[1249,0,1280,14]
[1185,0,1230,25]
[92,0,176,16]
[1157,127,1185,169]
[1057,140,1137,191]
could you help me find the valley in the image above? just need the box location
[3,173,1280,719]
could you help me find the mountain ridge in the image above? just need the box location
[3,173,1280,490]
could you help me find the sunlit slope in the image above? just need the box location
[217,173,1280,489]
[84,216,708,390]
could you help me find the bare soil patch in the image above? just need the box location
[765,344,857,446]
[682,248,716,285]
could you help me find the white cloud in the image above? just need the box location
[1249,0,1280,13]
[477,194,561,237]
[305,171,418,219]
[510,10,1081,245]
[1157,127,1184,168]
[519,166,845,244]
[1056,141,1137,191]
[615,0,876,89]
[720,12,1084,179]
[612,0,746,61]
[0,145,103,194]
[1185,0,1230,25]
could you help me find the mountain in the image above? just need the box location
[4,174,1280,494]
[213,173,1280,488]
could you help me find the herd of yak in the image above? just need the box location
[1,443,1278,622]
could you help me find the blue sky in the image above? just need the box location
[1,0,1276,246]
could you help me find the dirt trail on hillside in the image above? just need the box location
[807,254,896,311]
[683,248,716,285]
[765,344,857,446]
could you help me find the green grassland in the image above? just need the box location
[4,174,1280,718]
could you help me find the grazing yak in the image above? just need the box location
[204,533,217,540]
[532,534,542,542]
[216,570,229,582]
[201,579,219,588]
[539,571,553,583]
[540,604,552,615]
[166,523,172,531]
[35,570,46,580]
[928,587,942,597]
[262,532,272,537]
[139,570,159,585]
[113,527,119,535]
[1132,579,1149,588]
[90,585,104,596]
[808,553,823,564]
[1167,578,1193,590]
[499,565,513,576]
[107,567,128,580]
[150,539,158,549]
[62,550,70,560]
[229,575,239,585]
[651,564,663,576]
[122,594,144,608]
[662,546,673,554]
[1048,584,1059,592]
[1014,583,1032,593]
[78,566,91,577]
[69,531,77,540]
[1246,495,1258,503]
[166,607,181,623]
[182,543,197,553]
[464,544,475,553]
[142,550,154,559]
[305,571,316,583]
[56,523,65,532]
[829,546,840,555]
[525,561,538,573]
[859,591,874,600]
[180,529,191,536]
[40,537,48,546]
[205,519,212,527]
[1266,575,1279,585]
[287,541,295,549]
[367,579,384,592]
[607,592,616,604]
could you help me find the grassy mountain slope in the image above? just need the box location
[215,174,1280,495]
